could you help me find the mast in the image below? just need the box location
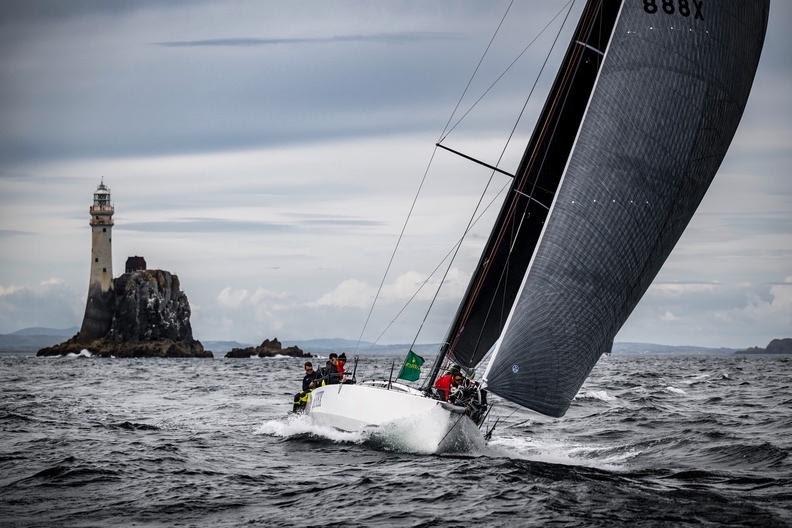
[425,0,622,387]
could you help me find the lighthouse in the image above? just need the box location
[78,180,115,340]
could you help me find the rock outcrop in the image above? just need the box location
[38,269,210,358]
[739,338,792,355]
[225,338,311,358]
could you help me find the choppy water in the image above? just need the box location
[1,353,790,527]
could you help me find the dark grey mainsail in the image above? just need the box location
[483,0,769,417]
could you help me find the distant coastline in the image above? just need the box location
[2,327,789,357]
[736,338,792,355]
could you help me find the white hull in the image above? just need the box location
[306,381,463,431]
[305,381,481,452]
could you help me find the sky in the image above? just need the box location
[0,0,790,348]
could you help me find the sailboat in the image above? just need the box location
[306,0,769,445]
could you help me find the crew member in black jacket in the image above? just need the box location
[293,361,321,412]
[324,353,341,385]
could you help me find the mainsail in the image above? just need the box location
[483,0,769,417]
[442,0,622,370]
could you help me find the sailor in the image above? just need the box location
[293,361,320,412]
[434,365,462,401]
[324,353,342,385]
[337,353,347,381]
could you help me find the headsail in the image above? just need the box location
[443,0,622,370]
[484,0,769,417]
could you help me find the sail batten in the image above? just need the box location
[485,0,770,417]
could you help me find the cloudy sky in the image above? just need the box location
[0,1,790,348]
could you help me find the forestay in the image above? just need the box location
[484,0,769,417]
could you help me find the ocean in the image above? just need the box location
[1,354,790,527]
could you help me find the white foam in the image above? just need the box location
[576,390,616,402]
[256,407,486,455]
[685,373,710,385]
[256,414,367,444]
[487,434,626,471]
[66,349,92,358]
[374,406,485,454]
[665,386,686,395]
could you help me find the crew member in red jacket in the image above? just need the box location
[337,353,347,381]
[434,366,462,401]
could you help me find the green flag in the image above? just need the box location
[397,350,425,382]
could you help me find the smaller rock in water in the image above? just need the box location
[225,338,311,358]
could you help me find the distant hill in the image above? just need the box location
[277,339,737,357]
[179,337,737,357]
[203,340,254,354]
[283,338,374,350]
[0,327,79,354]
[282,338,439,357]
[612,342,736,355]
[737,338,792,355]
[0,327,760,358]
[10,326,77,337]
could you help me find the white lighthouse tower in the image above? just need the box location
[78,180,115,339]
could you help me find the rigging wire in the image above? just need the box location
[352,1,514,352]
[352,147,436,353]
[410,0,577,365]
[439,0,576,144]
[439,0,515,141]
[370,180,511,347]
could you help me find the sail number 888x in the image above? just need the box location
[643,0,704,20]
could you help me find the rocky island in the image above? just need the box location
[225,338,311,358]
[38,267,210,358]
[738,338,792,355]
[37,185,210,358]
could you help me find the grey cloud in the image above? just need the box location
[285,212,384,227]
[297,218,384,227]
[0,2,561,163]
[116,218,294,234]
[0,0,205,24]
[0,281,82,334]
[155,32,460,48]
[0,229,33,236]
[115,215,383,233]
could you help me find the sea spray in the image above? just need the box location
[257,407,487,455]
[256,413,367,445]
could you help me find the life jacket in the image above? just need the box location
[434,374,454,401]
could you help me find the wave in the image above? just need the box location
[109,421,160,431]
[575,390,616,402]
[486,435,628,471]
[665,386,686,395]
[6,457,121,488]
[701,442,789,468]
[257,414,368,444]
[0,411,35,423]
